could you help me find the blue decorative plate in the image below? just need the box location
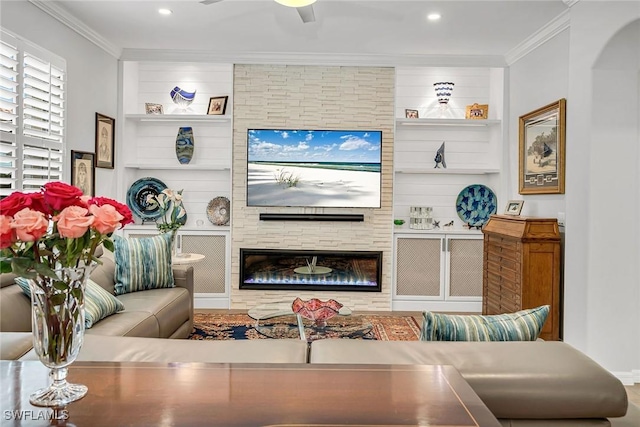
[455,184,497,227]
[126,177,168,222]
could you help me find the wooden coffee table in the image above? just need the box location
[1,361,501,426]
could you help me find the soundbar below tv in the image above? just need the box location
[247,129,382,208]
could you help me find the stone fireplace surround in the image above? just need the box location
[231,64,395,310]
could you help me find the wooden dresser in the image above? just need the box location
[482,215,561,341]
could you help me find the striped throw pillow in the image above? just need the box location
[113,233,174,295]
[420,305,550,341]
[15,277,125,329]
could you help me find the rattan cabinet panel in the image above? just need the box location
[482,215,561,341]
[395,237,442,297]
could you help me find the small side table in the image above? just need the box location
[172,253,205,265]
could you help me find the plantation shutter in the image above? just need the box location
[0,37,19,196]
[0,28,66,196]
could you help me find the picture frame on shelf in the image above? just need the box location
[504,200,524,216]
[405,109,419,119]
[145,103,164,115]
[465,103,488,119]
[518,98,566,195]
[71,150,95,197]
[207,96,228,115]
[95,113,115,169]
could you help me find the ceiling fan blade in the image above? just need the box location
[200,0,224,5]
[296,5,315,23]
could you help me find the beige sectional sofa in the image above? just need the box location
[1,254,637,425]
[0,253,194,340]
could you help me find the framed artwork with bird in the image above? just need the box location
[518,99,566,194]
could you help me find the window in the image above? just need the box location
[0,29,66,197]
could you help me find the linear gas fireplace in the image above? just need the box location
[240,249,382,292]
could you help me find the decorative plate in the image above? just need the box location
[126,177,168,222]
[206,196,230,226]
[455,184,497,227]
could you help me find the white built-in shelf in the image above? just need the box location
[393,228,484,236]
[124,164,230,171]
[126,224,231,232]
[395,168,500,175]
[125,114,231,123]
[396,118,501,127]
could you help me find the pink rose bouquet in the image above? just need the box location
[0,182,133,279]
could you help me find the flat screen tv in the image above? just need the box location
[247,129,382,208]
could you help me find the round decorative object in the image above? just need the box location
[455,184,497,228]
[206,196,230,226]
[291,297,344,325]
[126,177,168,221]
[170,86,196,109]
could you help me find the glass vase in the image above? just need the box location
[27,264,94,407]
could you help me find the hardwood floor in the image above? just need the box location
[194,308,640,406]
[627,384,640,406]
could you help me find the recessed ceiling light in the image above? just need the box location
[158,8,172,15]
[427,13,441,21]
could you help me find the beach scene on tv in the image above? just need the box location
[247,129,382,208]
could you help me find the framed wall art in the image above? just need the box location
[504,200,524,216]
[71,150,95,197]
[465,103,488,119]
[95,113,115,169]
[207,96,228,115]
[519,98,566,194]
[405,109,419,119]
[145,103,164,114]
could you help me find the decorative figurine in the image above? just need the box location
[433,220,440,229]
[443,220,454,229]
[434,142,446,168]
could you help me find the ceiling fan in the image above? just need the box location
[200,0,316,24]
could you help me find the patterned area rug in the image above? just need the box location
[189,313,421,341]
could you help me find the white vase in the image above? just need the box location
[27,264,94,407]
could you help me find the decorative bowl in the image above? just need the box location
[292,297,343,324]
[170,86,196,109]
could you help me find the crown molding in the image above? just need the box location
[505,9,571,66]
[28,0,121,59]
[119,49,507,68]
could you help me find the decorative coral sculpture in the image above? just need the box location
[292,297,343,325]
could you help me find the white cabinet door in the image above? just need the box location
[393,233,483,312]
[444,235,484,300]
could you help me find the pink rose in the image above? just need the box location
[56,206,93,238]
[0,215,15,249]
[89,197,133,226]
[89,204,124,235]
[12,208,49,242]
[0,192,34,217]
[43,182,83,212]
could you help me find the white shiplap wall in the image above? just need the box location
[393,67,504,226]
[121,62,233,229]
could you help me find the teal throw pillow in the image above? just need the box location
[15,277,125,329]
[113,233,174,295]
[420,305,550,341]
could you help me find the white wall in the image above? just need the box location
[510,2,640,382]
[562,2,640,382]
[0,0,119,198]
[508,30,569,218]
